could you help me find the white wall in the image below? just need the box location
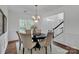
[64,6,79,34]
[8,12,19,41]
[0,6,8,54]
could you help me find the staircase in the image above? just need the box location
[52,21,79,54]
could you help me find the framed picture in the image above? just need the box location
[3,15,7,33]
[0,9,3,35]
[0,9,7,36]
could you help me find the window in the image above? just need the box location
[26,20,34,29]
[19,19,34,32]
[0,10,3,35]
[19,19,26,32]
[4,15,7,32]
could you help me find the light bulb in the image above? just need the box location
[34,20,38,23]
[32,16,36,20]
[37,16,40,19]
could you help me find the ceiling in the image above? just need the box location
[8,5,63,18]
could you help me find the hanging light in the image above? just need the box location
[32,5,40,23]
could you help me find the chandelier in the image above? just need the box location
[32,5,40,23]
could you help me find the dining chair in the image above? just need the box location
[16,31,22,50]
[19,30,36,54]
[36,29,41,35]
[32,28,37,35]
[39,31,53,54]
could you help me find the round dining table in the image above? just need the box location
[32,33,47,50]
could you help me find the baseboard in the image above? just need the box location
[8,40,19,43]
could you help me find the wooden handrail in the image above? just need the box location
[53,21,64,30]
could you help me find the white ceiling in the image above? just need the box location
[8,5,63,18]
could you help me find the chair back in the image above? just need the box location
[16,31,21,42]
[47,32,53,39]
[32,28,36,35]
[26,30,31,34]
[44,31,53,46]
[36,29,41,35]
[19,30,34,49]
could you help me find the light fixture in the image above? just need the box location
[32,5,40,23]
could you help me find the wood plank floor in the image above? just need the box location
[53,41,79,54]
[5,40,79,54]
[5,41,17,54]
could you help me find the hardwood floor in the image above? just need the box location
[5,40,79,54]
[5,41,17,54]
[53,41,79,54]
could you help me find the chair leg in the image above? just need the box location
[23,48,25,54]
[50,44,52,52]
[35,47,36,51]
[39,47,40,50]
[19,42,21,50]
[31,49,32,54]
[45,47,47,54]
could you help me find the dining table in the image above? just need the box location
[32,33,47,50]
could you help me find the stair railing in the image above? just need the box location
[53,21,64,38]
